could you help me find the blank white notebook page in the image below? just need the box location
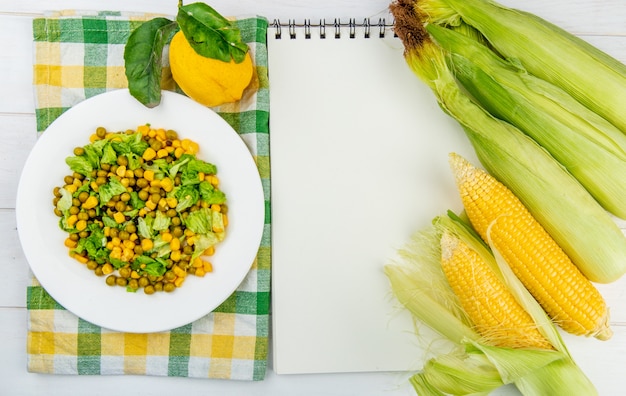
[267,24,478,375]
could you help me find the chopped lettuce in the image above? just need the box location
[132,255,168,276]
[173,185,200,211]
[72,224,109,263]
[181,158,217,185]
[65,155,93,177]
[152,210,171,231]
[137,216,153,239]
[100,142,118,165]
[56,187,73,212]
[191,233,220,260]
[82,144,101,169]
[184,207,213,234]
[101,214,119,229]
[98,177,127,204]
[168,154,192,178]
[111,132,150,157]
[199,181,226,204]
[128,191,145,210]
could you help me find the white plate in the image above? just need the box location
[16,89,265,333]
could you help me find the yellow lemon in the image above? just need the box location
[169,30,254,107]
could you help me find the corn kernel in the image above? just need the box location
[192,257,203,268]
[170,237,181,251]
[73,254,89,264]
[67,214,78,226]
[64,238,77,248]
[174,277,185,287]
[121,248,134,262]
[82,195,99,209]
[195,268,206,277]
[137,125,150,135]
[116,165,127,178]
[75,219,87,231]
[187,141,199,154]
[102,263,114,275]
[148,129,157,138]
[143,147,157,161]
[145,199,157,210]
[181,139,192,151]
[203,260,213,273]
[198,172,205,182]
[160,177,173,192]
[110,246,122,260]
[65,184,78,194]
[204,246,215,256]
[156,128,167,141]
[141,239,153,251]
[210,204,221,212]
[173,265,187,278]
[157,148,169,158]
[113,212,126,224]
[161,232,173,243]
[166,197,178,208]
[174,147,185,158]
[170,250,182,261]
[143,170,155,181]
[131,270,141,279]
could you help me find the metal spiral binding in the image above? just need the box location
[272,18,393,40]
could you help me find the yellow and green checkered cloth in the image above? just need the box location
[28,11,271,380]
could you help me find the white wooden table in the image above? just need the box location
[2,1,625,394]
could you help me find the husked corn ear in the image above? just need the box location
[440,231,552,350]
[449,153,611,340]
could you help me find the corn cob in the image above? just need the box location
[440,231,552,349]
[449,152,611,340]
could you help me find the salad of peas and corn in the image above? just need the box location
[52,124,228,294]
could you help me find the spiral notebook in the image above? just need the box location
[267,18,478,374]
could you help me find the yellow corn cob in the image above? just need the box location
[449,153,611,340]
[440,231,553,350]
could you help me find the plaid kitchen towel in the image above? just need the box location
[28,11,271,380]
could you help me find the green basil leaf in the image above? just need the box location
[176,3,248,63]
[124,17,178,107]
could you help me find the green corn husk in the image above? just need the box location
[384,211,598,395]
[425,24,626,219]
[417,0,626,135]
[390,0,626,283]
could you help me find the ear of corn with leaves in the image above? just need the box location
[390,0,626,284]
[426,23,626,219]
[417,0,626,135]
[385,211,598,395]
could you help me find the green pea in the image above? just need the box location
[106,275,117,286]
